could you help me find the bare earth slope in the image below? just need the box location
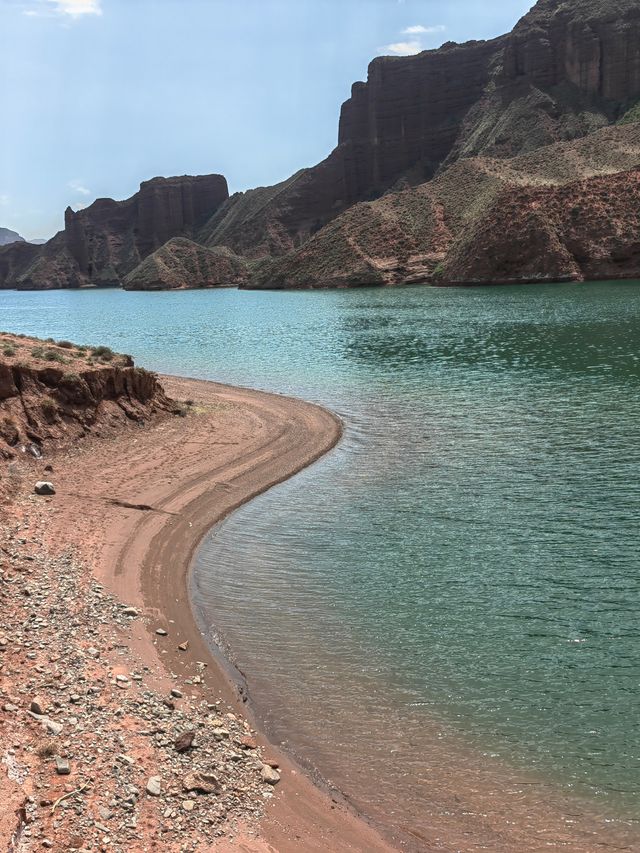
[248,123,640,288]
[0,334,177,477]
[123,237,248,291]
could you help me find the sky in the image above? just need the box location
[0,0,533,240]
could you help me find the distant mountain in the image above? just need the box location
[0,228,25,246]
[29,239,47,245]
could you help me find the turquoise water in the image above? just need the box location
[2,283,640,846]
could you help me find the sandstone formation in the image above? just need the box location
[203,0,640,261]
[248,123,640,288]
[0,333,176,463]
[0,175,229,290]
[3,0,640,291]
[0,227,24,246]
[123,237,248,290]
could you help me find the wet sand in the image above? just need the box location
[30,374,394,852]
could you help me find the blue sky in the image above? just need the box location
[0,0,532,240]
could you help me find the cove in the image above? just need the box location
[3,281,640,847]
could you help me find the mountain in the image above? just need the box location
[0,175,229,290]
[203,0,640,263]
[0,228,25,247]
[123,237,248,290]
[2,0,640,291]
[249,124,640,288]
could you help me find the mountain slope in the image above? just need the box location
[123,237,248,290]
[247,123,640,288]
[2,0,640,291]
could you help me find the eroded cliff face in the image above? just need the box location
[0,334,176,464]
[63,174,229,285]
[507,0,640,101]
[449,0,640,162]
[337,39,501,196]
[203,0,640,262]
[1,175,229,290]
[248,123,640,289]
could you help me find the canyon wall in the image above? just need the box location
[202,0,640,263]
[247,123,640,289]
[3,0,640,291]
[1,175,229,290]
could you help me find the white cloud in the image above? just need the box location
[384,23,446,55]
[384,40,423,56]
[402,24,446,35]
[69,180,91,196]
[0,194,10,207]
[24,0,102,18]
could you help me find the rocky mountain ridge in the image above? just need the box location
[2,0,640,291]
[0,175,228,290]
[249,123,640,288]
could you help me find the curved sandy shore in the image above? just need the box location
[11,373,638,853]
[35,375,395,852]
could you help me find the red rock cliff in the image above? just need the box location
[202,0,640,261]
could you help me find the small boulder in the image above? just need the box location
[261,764,281,785]
[182,771,220,795]
[43,718,63,736]
[174,730,195,753]
[30,698,46,716]
[34,481,55,496]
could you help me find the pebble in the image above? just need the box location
[55,756,70,775]
[122,606,139,617]
[155,628,168,636]
[146,776,162,797]
[170,688,183,699]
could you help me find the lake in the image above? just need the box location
[3,281,640,848]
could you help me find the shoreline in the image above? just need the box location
[28,373,395,852]
[4,369,639,852]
